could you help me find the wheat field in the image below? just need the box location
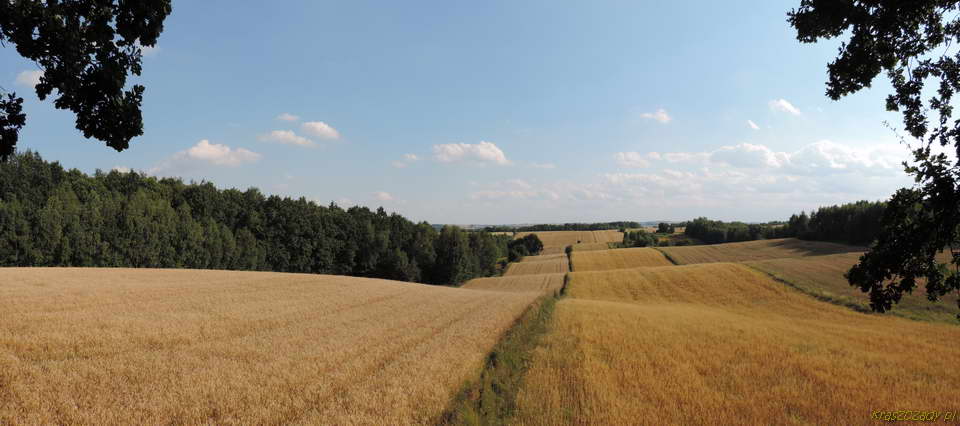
[0,268,539,425]
[513,263,960,425]
[570,242,612,252]
[746,253,958,324]
[504,257,570,276]
[570,247,673,271]
[519,253,566,263]
[516,231,622,255]
[461,273,565,295]
[657,238,862,265]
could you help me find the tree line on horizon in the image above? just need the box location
[681,200,887,246]
[0,151,515,286]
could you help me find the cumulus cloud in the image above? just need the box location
[747,120,760,130]
[433,141,510,165]
[112,166,132,173]
[15,70,43,87]
[259,130,316,147]
[614,152,656,168]
[769,99,801,116]
[301,121,341,140]
[183,140,261,166]
[373,191,394,201]
[149,140,261,175]
[711,143,788,168]
[640,108,672,124]
[392,153,420,168]
[277,113,300,122]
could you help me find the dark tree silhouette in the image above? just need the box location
[0,0,172,159]
[789,1,960,319]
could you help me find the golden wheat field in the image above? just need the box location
[513,263,960,425]
[461,273,565,295]
[504,256,569,276]
[516,230,622,255]
[519,253,566,263]
[570,242,612,252]
[570,247,673,271]
[0,268,539,425]
[746,253,958,324]
[657,238,862,265]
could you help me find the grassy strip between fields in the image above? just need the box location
[742,264,873,315]
[438,283,564,425]
[653,247,679,265]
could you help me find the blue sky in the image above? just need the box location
[1,1,922,224]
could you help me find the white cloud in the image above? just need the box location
[615,152,654,168]
[471,190,539,200]
[640,108,672,124]
[277,113,300,122]
[710,143,787,168]
[259,130,316,147]
[15,70,43,87]
[373,191,394,201]
[747,120,760,130]
[433,141,510,165]
[149,140,261,174]
[184,140,261,166]
[769,99,801,116]
[112,166,132,173]
[301,121,341,140]
[334,198,356,208]
[531,162,557,169]
[392,153,420,168]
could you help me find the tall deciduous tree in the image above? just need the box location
[0,0,172,159]
[789,1,960,319]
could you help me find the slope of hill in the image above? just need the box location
[504,256,569,275]
[746,253,958,324]
[570,247,673,271]
[657,238,862,264]
[513,263,960,424]
[0,268,538,424]
[461,273,565,295]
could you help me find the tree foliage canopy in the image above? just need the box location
[0,0,172,159]
[789,1,960,318]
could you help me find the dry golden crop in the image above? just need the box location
[519,253,566,263]
[504,257,569,276]
[570,242,611,252]
[570,247,673,271]
[0,268,539,425]
[515,231,622,255]
[513,263,960,425]
[658,238,862,265]
[746,253,958,324]
[461,273,565,294]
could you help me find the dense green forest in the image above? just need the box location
[0,152,517,285]
[483,221,641,232]
[682,200,886,246]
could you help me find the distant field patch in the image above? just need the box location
[515,230,622,255]
[514,263,960,424]
[570,242,612,252]
[519,253,566,263]
[462,273,565,295]
[657,238,862,264]
[570,247,673,271]
[505,257,569,275]
[746,253,958,324]
[0,268,537,424]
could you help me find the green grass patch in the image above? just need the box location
[439,289,561,425]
